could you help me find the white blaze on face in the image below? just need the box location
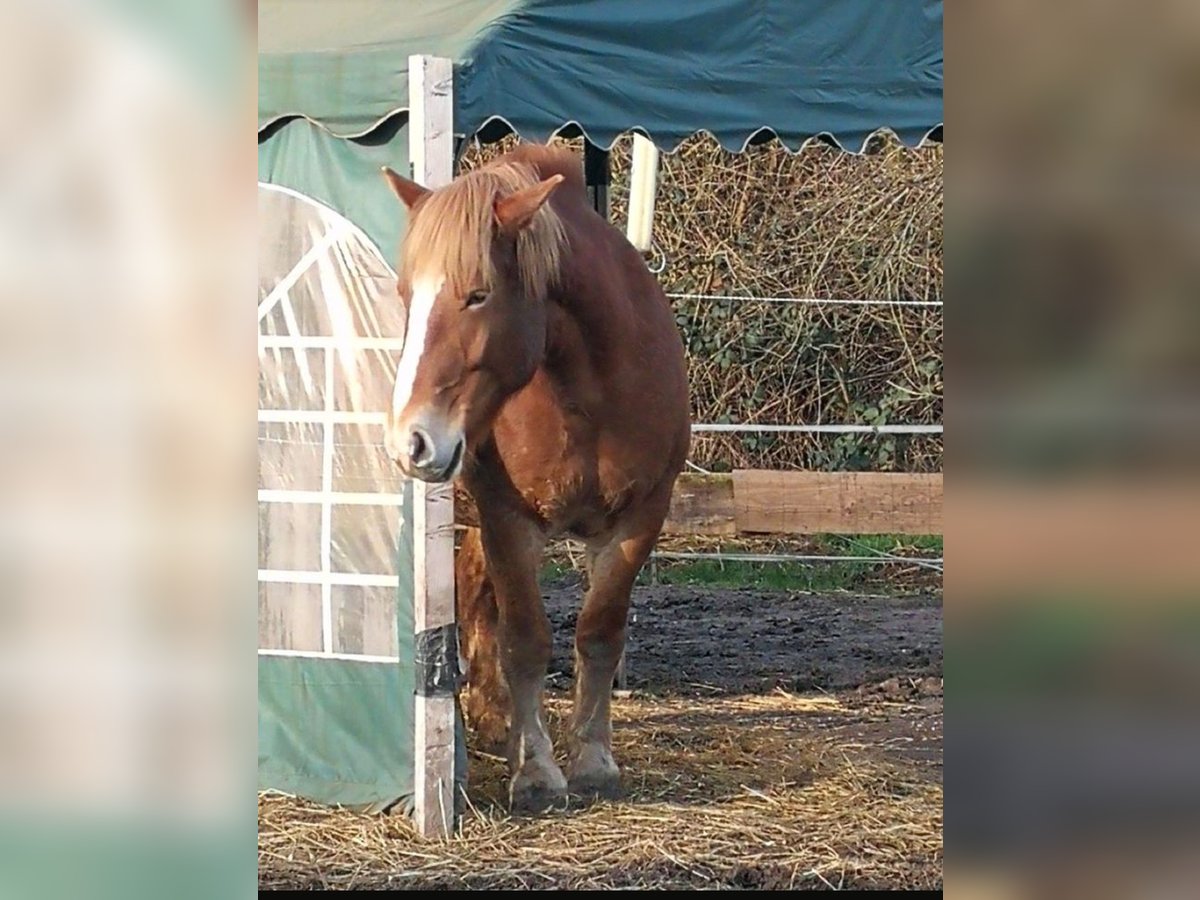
[392,273,445,421]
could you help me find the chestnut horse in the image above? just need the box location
[381,145,689,811]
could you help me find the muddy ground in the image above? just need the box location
[537,576,944,787]
[542,575,942,698]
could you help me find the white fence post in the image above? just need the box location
[626,134,659,252]
[409,54,458,839]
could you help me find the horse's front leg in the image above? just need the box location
[569,493,669,799]
[479,515,566,812]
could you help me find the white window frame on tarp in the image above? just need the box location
[257,181,408,666]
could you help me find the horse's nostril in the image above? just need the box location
[409,428,433,466]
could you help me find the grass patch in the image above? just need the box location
[540,535,942,594]
[641,558,877,592]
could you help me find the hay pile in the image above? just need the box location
[258,691,942,890]
[461,133,943,475]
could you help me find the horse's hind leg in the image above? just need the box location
[568,495,669,799]
[479,516,566,812]
[455,526,509,751]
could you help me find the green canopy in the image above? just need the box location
[259,0,943,152]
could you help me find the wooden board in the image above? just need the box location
[656,471,942,538]
[413,476,456,836]
[409,54,458,840]
[732,471,942,535]
[452,471,940,543]
[662,473,736,536]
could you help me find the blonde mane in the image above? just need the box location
[401,160,567,301]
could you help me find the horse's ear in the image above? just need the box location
[381,167,429,209]
[494,174,564,235]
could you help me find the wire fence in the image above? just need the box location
[649,550,943,573]
[664,292,942,574]
[666,292,944,308]
[691,423,942,435]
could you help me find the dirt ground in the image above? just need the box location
[540,577,944,807]
[544,575,942,697]
[259,581,943,890]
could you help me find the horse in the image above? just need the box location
[381,144,690,812]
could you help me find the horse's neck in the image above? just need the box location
[541,286,619,413]
[539,212,636,405]
[542,298,604,407]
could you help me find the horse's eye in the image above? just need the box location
[465,290,489,309]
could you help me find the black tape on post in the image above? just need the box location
[415,623,460,697]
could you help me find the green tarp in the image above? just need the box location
[258,656,413,812]
[258,116,410,258]
[259,0,943,152]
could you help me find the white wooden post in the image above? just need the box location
[409,54,458,839]
[626,134,660,252]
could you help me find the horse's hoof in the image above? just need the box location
[509,777,568,814]
[509,763,568,814]
[567,745,621,800]
[567,767,622,801]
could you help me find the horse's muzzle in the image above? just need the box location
[387,417,465,483]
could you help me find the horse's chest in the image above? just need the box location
[491,412,637,536]
[521,471,633,540]
[506,435,613,525]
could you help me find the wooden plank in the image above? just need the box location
[410,55,454,188]
[662,473,736,536]
[409,54,458,840]
[733,471,942,535]
[413,476,456,836]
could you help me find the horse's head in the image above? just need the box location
[381,163,565,482]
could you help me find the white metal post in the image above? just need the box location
[408,54,458,839]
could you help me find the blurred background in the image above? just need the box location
[950,1,1200,896]
[0,1,252,898]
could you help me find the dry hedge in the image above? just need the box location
[462,133,943,474]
